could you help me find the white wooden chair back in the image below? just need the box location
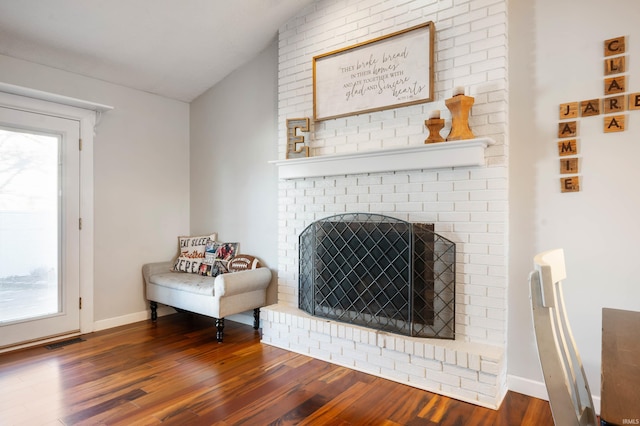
[529,249,596,426]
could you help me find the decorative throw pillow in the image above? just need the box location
[199,240,222,276]
[209,260,229,277]
[228,254,261,272]
[173,233,216,274]
[214,242,239,262]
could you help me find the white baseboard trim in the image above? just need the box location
[93,306,175,331]
[92,308,257,332]
[507,374,601,414]
[507,374,548,400]
[226,312,254,327]
[0,332,81,355]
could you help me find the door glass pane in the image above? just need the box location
[0,128,60,324]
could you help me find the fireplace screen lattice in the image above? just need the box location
[298,213,455,339]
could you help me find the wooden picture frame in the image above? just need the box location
[313,22,435,121]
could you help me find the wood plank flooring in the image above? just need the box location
[0,313,554,425]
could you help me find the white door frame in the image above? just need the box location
[0,86,112,339]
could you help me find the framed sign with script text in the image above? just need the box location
[313,22,434,121]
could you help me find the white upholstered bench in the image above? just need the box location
[142,260,271,342]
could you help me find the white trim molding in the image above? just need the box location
[507,374,601,414]
[0,85,113,336]
[0,82,113,113]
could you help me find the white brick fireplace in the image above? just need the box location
[261,0,509,410]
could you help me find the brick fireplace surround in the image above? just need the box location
[261,0,509,410]
[261,143,507,409]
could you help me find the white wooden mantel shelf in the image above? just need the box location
[270,137,495,179]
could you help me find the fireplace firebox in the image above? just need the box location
[298,213,455,339]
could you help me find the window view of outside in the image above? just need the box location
[0,128,60,324]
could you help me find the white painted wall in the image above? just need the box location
[509,0,640,402]
[0,53,190,324]
[189,39,280,305]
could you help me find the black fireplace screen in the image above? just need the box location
[299,213,455,339]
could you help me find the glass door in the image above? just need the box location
[0,106,80,349]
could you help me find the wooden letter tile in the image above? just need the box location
[604,36,626,57]
[603,95,626,114]
[560,176,581,193]
[557,139,578,156]
[604,76,626,95]
[629,93,640,111]
[559,102,578,119]
[604,115,626,133]
[560,158,579,174]
[580,99,601,117]
[605,56,626,75]
[558,121,577,138]
[286,117,310,159]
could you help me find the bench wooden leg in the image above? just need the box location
[150,301,158,321]
[215,318,225,342]
[253,308,260,330]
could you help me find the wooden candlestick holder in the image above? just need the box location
[425,118,445,143]
[445,95,475,141]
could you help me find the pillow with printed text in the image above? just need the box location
[173,233,217,273]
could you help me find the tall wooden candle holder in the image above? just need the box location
[445,90,475,141]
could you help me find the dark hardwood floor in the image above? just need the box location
[0,313,554,425]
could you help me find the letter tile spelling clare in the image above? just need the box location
[603,95,626,114]
[604,115,626,133]
[554,35,632,194]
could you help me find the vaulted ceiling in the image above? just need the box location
[0,0,315,102]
